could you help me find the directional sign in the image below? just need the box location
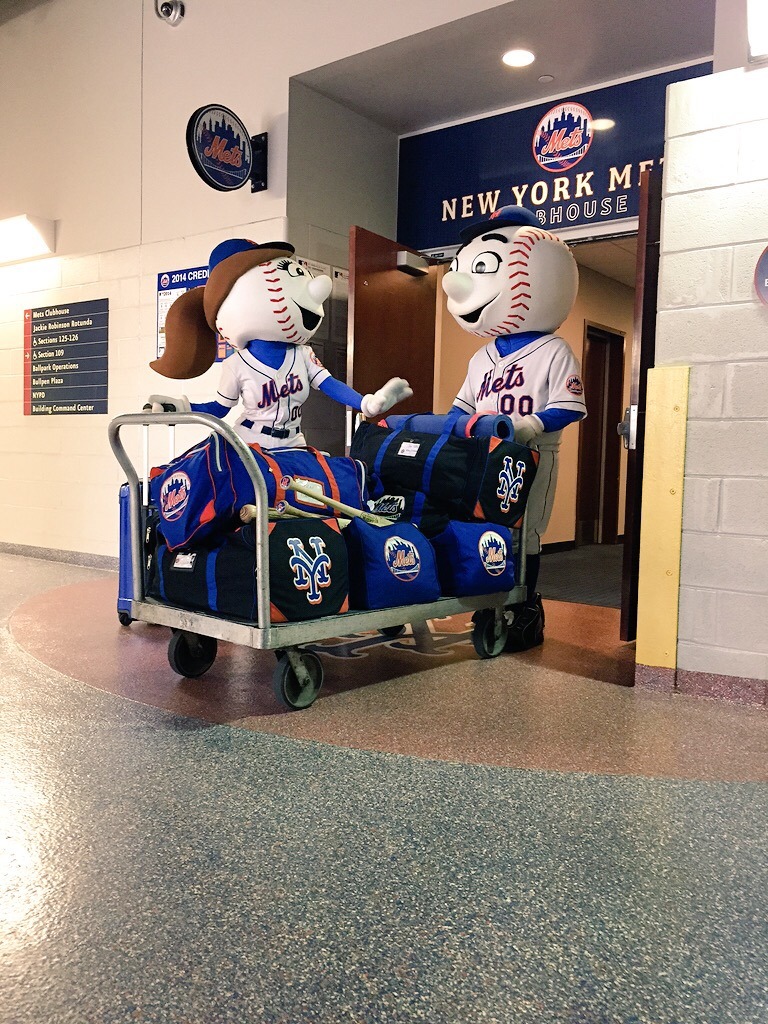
[24,299,109,416]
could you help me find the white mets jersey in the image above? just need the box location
[215,344,331,447]
[453,334,586,451]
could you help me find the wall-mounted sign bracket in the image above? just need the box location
[250,133,268,193]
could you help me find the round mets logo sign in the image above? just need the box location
[384,536,421,582]
[533,102,593,173]
[186,104,253,192]
[478,531,507,576]
[160,471,191,522]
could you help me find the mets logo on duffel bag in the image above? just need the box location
[479,531,508,576]
[287,536,332,604]
[160,471,192,521]
[496,456,527,513]
[384,536,421,582]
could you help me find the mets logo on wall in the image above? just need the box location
[384,536,421,582]
[186,104,253,192]
[479,531,508,576]
[533,102,593,172]
[160,471,192,521]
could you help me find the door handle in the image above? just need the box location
[617,405,638,450]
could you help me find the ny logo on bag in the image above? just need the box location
[496,456,527,513]
[287,536,332,604]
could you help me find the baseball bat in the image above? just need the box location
[275,500,350,527]
[279,476,391,527]
[239,505,305,524]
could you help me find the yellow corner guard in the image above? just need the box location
[636,365,690,670]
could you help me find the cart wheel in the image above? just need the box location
[168,630,217,678]
[471,609,508,660]
[273,651,323,711]
[118,611,133,627]
[379,624,406,638]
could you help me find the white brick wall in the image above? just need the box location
[0,215,286,558]
[662,66,768,681]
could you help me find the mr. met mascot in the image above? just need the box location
[442,205,587,651]
[148,238,412,447]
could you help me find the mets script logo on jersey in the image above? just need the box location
[496,457,527,513]
[384,536,421,582]
[160,471,192,521]
[477,363,525,403]
[566,374,584,396]
[287,536,332,604]
[533,102,593,172]
[258,372,304,410]
[479,531,508,577]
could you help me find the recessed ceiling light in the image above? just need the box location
[502,49,535,68]
[538,74,554,83]
[591,118,616,131]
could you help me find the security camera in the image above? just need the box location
[155,0,184,26]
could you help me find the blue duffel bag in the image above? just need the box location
[150,435,368,551]
[430,521,516,597]
[343,519,441,610]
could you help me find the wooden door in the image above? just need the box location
[576,324,626,546]
[620,168,662,642]
[348,226,438,426]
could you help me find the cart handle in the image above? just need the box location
[107,412,272,630]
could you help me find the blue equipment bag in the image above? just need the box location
[343,519,441,610]
[118,482,133,620]
[118,483,160,621]
[150,435,368,551]
[430,521,516,597]
[149,518,349,623]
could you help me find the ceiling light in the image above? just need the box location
[591,118,616,131]
[502,49,535,68]
[0,215,56,264]
[538,74,554,83]
[748,0,768,62]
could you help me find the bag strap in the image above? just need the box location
[249,443,341,509]
[411,411,461,521]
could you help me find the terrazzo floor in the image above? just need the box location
[1,552,766,1024]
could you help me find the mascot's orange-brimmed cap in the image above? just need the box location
[150,238,295,380]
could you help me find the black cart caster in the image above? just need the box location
[167,630,217,678]
[471,609,509,660]
[118,611,133,627]
[273,651,324,710]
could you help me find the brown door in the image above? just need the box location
[576,324,626,546]
[620,168,662,642]
[348,226,438,425]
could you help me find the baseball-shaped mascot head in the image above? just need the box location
[441,205,578,339]
[151,239,333,379]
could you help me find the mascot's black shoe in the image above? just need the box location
[504,593,545,652]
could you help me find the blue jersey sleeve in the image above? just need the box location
[536,407,582,432]
[190,400,230,418]
[318,376,363,411]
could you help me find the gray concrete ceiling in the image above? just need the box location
[295,0,715,135]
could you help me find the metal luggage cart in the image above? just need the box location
[108,412,528,710]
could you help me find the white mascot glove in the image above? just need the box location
[514,413,544,446]
[146,394,191,414]
[360,377,413,418]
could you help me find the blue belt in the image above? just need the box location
[241,420,299,439]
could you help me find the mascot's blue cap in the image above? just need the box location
[208,238,294,274]
[459,204,540,243]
